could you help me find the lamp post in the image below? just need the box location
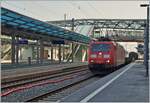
[140,4,149,76]
[71,18,75,63]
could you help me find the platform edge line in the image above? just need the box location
[80,63,136,102]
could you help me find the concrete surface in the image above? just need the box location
[61,61,149,102]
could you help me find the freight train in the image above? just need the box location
[88,39,126,75]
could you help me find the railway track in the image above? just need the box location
[1,66,94,102]
[1,63,129,102]
[27,76,99,102]
[1,65,88,90]
[35,64,131,102]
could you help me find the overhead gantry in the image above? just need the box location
[48,19,146,30]
[48,19,146,42]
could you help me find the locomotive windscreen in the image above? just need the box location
[91,44,110,52]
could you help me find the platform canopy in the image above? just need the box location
[1,7,91,44]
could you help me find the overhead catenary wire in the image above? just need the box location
[68,1,89,33]
[69,1,89,19]
[87,1,105,19]
[2,1,48,21]
[87,2,115,38]
[69,1,96,33]
[33,2,62,20]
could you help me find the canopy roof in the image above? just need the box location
[1,7,90,44]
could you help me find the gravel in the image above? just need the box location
[38,77,100,102]
[1,70,93,102]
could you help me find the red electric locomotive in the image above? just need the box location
[88,40,126,75]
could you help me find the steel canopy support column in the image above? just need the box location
[71,43,74,63]
[16,37,19,64]
[11,34,16,64]
[40,39,44,64]
[144,28,146,66]
[51,45,53,63]
[54,45,56,60]
[58,44,61,63]
[63,45,65,61]
[36,40,39,64]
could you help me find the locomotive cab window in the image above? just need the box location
[91,44,111,52]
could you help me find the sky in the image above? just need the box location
[1,0,149,21]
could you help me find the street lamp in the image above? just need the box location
[71,18,75,63]
[140,4,149,77]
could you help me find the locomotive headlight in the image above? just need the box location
[98,52,102,58]
[106,60,110,63]
[90,60,94,62]
[103,54,110,58]
[99,52,102,55]
[90,54,97,58]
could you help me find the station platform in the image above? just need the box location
[61,60,149,102]
[1,62,87,83]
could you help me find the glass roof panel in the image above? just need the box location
[7,21,18,26]
[6,12,21,18]
[1,15,14,21]
[14,20,26,24]
[1,7,90,44]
